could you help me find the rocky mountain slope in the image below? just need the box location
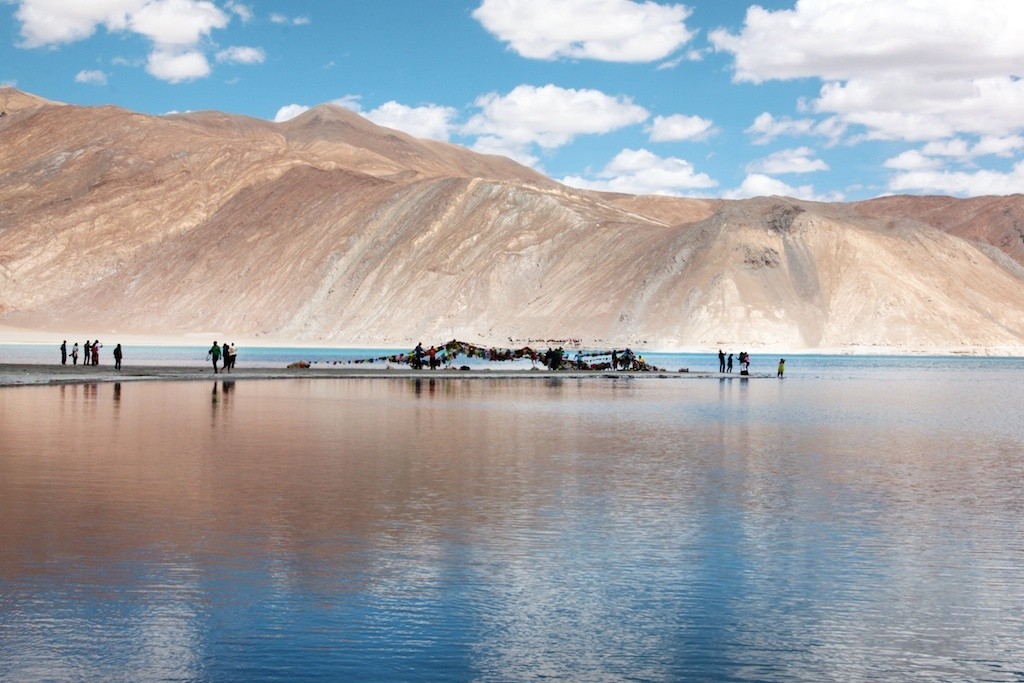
[3,87,1024,353]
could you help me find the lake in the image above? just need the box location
[2,361,1023,681]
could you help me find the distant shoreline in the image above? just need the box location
[0,363,756,388]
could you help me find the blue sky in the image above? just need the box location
[3,0,1023,201]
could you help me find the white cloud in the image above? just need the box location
[647,113,715,142]
[329,95,363,112]
[711,1,1024,84]
[273,103,310,122]
[883,150,942,172]
[561,148,716,196]
[226,1,252,22]
[111,55,142,67]
[215,46,265,65]
[746,112,846,146]
[74,69,108,85]
[712,1,1024,144]
[921,138,971,159]
[13,0,144,47]
[472,0,694,62]
[471,136,541,168]
[972,135,1024,158]
[146,48,210,83]
[888,161,1024,196]
[746,147,828,175]
[363,101,457,142]
[128,0,228,47]
[270,12,309,26]
[724,173,842,201]
[463,84,648,150]
[11,0,234,83]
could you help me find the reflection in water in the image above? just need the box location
[1,375,1023,680]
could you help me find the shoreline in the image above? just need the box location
[0,362,758,387]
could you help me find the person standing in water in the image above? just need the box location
[727,353,734,373]
[777,358,785,378]
[718,349,725,373]
[113,344,123,371]
[208,341,222,374]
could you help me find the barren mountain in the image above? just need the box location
[3,87,1024,353]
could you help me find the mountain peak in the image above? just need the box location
[0,87,61,114]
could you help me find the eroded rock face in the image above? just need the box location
[3,87,1024,352]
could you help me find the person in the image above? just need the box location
[718,349,725,373]
[60,340,67,365]
[413,342,424,370]
[427,345,437,370]
[113,343,123,371]
[727,353,734,373]
[227,343,237,371]
[777,358,785,378]
[611,349,618,370]
[208,341,222,374]
[71,342,79,365]
[83,340,92,366]
[91,340,101,366]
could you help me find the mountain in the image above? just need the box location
[3,87,1024,353]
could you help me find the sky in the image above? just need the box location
[2,0,1024,202]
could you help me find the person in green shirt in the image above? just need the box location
[208,341,222,374]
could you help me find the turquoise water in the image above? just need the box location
[2,362,1023,681]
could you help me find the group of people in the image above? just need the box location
[717,349,753,374]
[717,350,785,377]
[411,342,447,369]
[60,339,124,370]
[207,341,237,374]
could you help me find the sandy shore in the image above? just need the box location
[0,363,763,387]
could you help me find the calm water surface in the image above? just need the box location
[2,366,1023,681]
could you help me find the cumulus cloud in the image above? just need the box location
[11,0,239,83]
[361,101,457,142]
[146,48,210,82]
[712,1,1024,144]
[273,103,310,122]
[472,0,694,62]
[129,0,227,46]
[462,84,648,157]
[75,69,108,85]
[883,150,942,172]
[647,113,715,142]
[746,147,828,175]
[471,136,541,168]
[746,112,846,146]
[561,148,716,196]
[888,162,1024,196]
[13,0,144,47]
[215,46,265,65]
[724,173,842,202]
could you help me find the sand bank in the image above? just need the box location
[0,363,762,387]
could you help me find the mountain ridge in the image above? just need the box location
[3,88,1024,353]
